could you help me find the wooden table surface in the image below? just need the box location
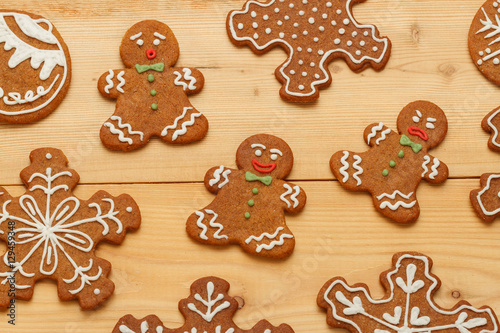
[1,0,500,332]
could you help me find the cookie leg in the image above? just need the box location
[373,191,420,224]
[242,226,295,259]
[160,106,208,144]
[186,209,230,245]
[100,117,149,151]
[330,150,366,190]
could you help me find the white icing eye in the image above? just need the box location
[271,154,278,161]
[153,39,160,46]
[426,123,435,129]
[255,150,262,157]
[416,110,422,117]
[412,116,420,123]
[136,39,144,46]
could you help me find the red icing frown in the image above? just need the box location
[408,126,429,141]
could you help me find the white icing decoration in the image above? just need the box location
[187,281,231,322]
[339,151,349,183]
[94,288,100,295]
[116,71,126,93]
[270,148,283,156]
[104,70,114,94]
[209,166,231,188]
[228,0,390,98]
[154,32,166,40]
[426,122,435,129]
[251,143,266,149]
[429,158,440,180]
[195,211,208,240]
[141,321,149,333]
[103,116,144,145]
[476,174,500,216]
[173,68,197,91]
[194,210,227,240]
[245,226,294,253]
[161,107,203,140]
[255,149,262,157]
[377,191,416,211]
[136,39,144,46]
[280,184,301,208]
[376,191,414,201]
[130,32,142,40]
[421,155,431,177]
[3,74,60,106]
[0,13,68,116]
[322,254,497,333]
[46,153,52,159]
[366,123,384,145]
[352,155,363,186]
[126,207,133,213]
[119,325,135,333]
[376,128,391,145]
[486,108,500,148]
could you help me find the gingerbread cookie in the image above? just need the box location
[186,134,306,259]
[0,10,71,123]
[318,252,500,333]
[0,148,140,309]
[113,276,294,333]
[469,0,500,86]
[481,106,500,152]
[227,0,391,103]
[98,20,208,151]
[470,173,500,222]
[330,101,448,224]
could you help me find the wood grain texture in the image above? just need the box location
[0,0,498,332]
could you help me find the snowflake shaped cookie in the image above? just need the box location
[227,0,391,102]
[0,148,140,309]
[318,252,499,333]
[113,276,294,333]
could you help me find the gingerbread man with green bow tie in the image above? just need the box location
[98,20,208,151]
[330,101,449,224]
[186,134,306,259]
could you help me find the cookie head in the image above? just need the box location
[397,101,447,149]
[120,20,179,68]
[236,134,294,179]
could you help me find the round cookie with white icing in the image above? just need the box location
[0,10,71,123]
[227,0,391,103]
[330,101,448,224]
[186,134,306,259]
[98,20,208,151]
[0,148,141,309]
[318,251,500,333]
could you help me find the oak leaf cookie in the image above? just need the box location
[0,10,71,123]
[470,173,500,222]
[330,101,448,224]
[0,148,141,309]
[186,134,306,259]
[481,106,500,152]
[469,0,500,86]
[113,276,294,333]
[227,0,391,103]
[98,20,208,151]
[318,252,500,333]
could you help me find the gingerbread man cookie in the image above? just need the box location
[98,20,208,151]
[227,0,391,103]
[0,148,141,309]
[330,101,449,224]
[0,10,71,123]
[113,276,294,333]
[186,134,306,259]
[318,252,500,333]
[470,173,500,222]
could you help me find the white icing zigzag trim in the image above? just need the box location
[195,211,209,240]
[194,210,228,240]
[280,184,300,208]
[376,128,392,145]
[103,122,132,145]
[429,158,440,180]
[367,123,384,145]
[209,166,231,188]
[104,69,114,93]
[352,155,363,186]
[280,184,293,208]
[421,155,431,177]
[116,71,126,93]
[110,116,144,141]
[173,68,197,91]
[377,191,414,201]
[161,107,203,140]
[339,151,350,183]
[245,227,293,253]
[380,200,417,211]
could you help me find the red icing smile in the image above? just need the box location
[408,126,429,141]
[252,159,276,173]
[146,49,157,60]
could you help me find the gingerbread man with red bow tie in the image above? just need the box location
[98,20,208,151]
[186,134,306,259]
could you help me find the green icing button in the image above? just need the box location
[248,200,255,207]
[150,90,157,96]
[148,74,155,82]
[252,188,258,194]
[151,103,158,110]
[382,169,389,177]
[244,212,251,219]
[398,150,404,158]
[389,160,396,168]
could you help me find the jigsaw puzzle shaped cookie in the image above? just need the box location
[98,20,208,151]
[113,276,294,333]
[227,0,391,103]
[318,252,500,333]
[0,10,71,123]
[470,173,500,222]
[469,0,500,86]
[186,134,306,259]
[0,148,141,309]
[481,106,500,152]
[330,101,448,224]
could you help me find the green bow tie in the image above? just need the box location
[400,135,422,153]
[245,171,272,186]
[135,62,165,74]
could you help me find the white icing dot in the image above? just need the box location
[292,34,297,39]
[314,37,319,42]
[284,15,290,20]
[478,59,484,65]
[318,50,324,55]
[356,50,361,55]
[253,33,259,39]
[279,32,285,38]
[364,31,369,36]
[307,48,312,52]
[494,58,500,65]
[303,30,308,36]
[136,39,144,46]
[238,23,244,30]
[297,47,303,51]
[498,7,500,13]
[313,7,318,12]
[352,31,358,37]
[299,60,304,65]
[299,11,305,16]
[347,41,353,46]
[496,2,499,7]
[298,85,305,90]
[251,11,257,17]
[266,28,272,34]
[309,17,315,24]
[339,28,345,34]
[326,2,332,7]
[294,22,299,27]
[343,19,350,25]
[302,72,307,77]
[337,9,342,14]
[487,48,492,54]
[94,289,100,295]
[302,0,307,3]
[334,38,340,44]
[263,15,269,20]
[322,14,328,19]
[373,46,378,51]
[275,7,280,12]
[331,20,337,26]
[289,3,293,8]
[319,26,325,32]
[278,20,283,26]
[253,22,258,28]
[310,62,315,67]
[46,153,52,159]
[315,74,320,79]
[153,39,160,46]
[479,51,484,56]
[126,207,133,212]
[360,41,366,46]
[290,70,296,75]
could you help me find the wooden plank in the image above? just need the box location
[0,179,499,332]
[0,0,497,184]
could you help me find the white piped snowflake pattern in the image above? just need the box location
[318,252,499,333]
[0,148,140,309]
[475,0,500,66]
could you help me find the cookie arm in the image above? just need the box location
[204,166,237,194]
[98,69,128,99]
[171,67,204,95]
[280,182,306,213]
[363,123,395,147]
[421,155,448,184]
